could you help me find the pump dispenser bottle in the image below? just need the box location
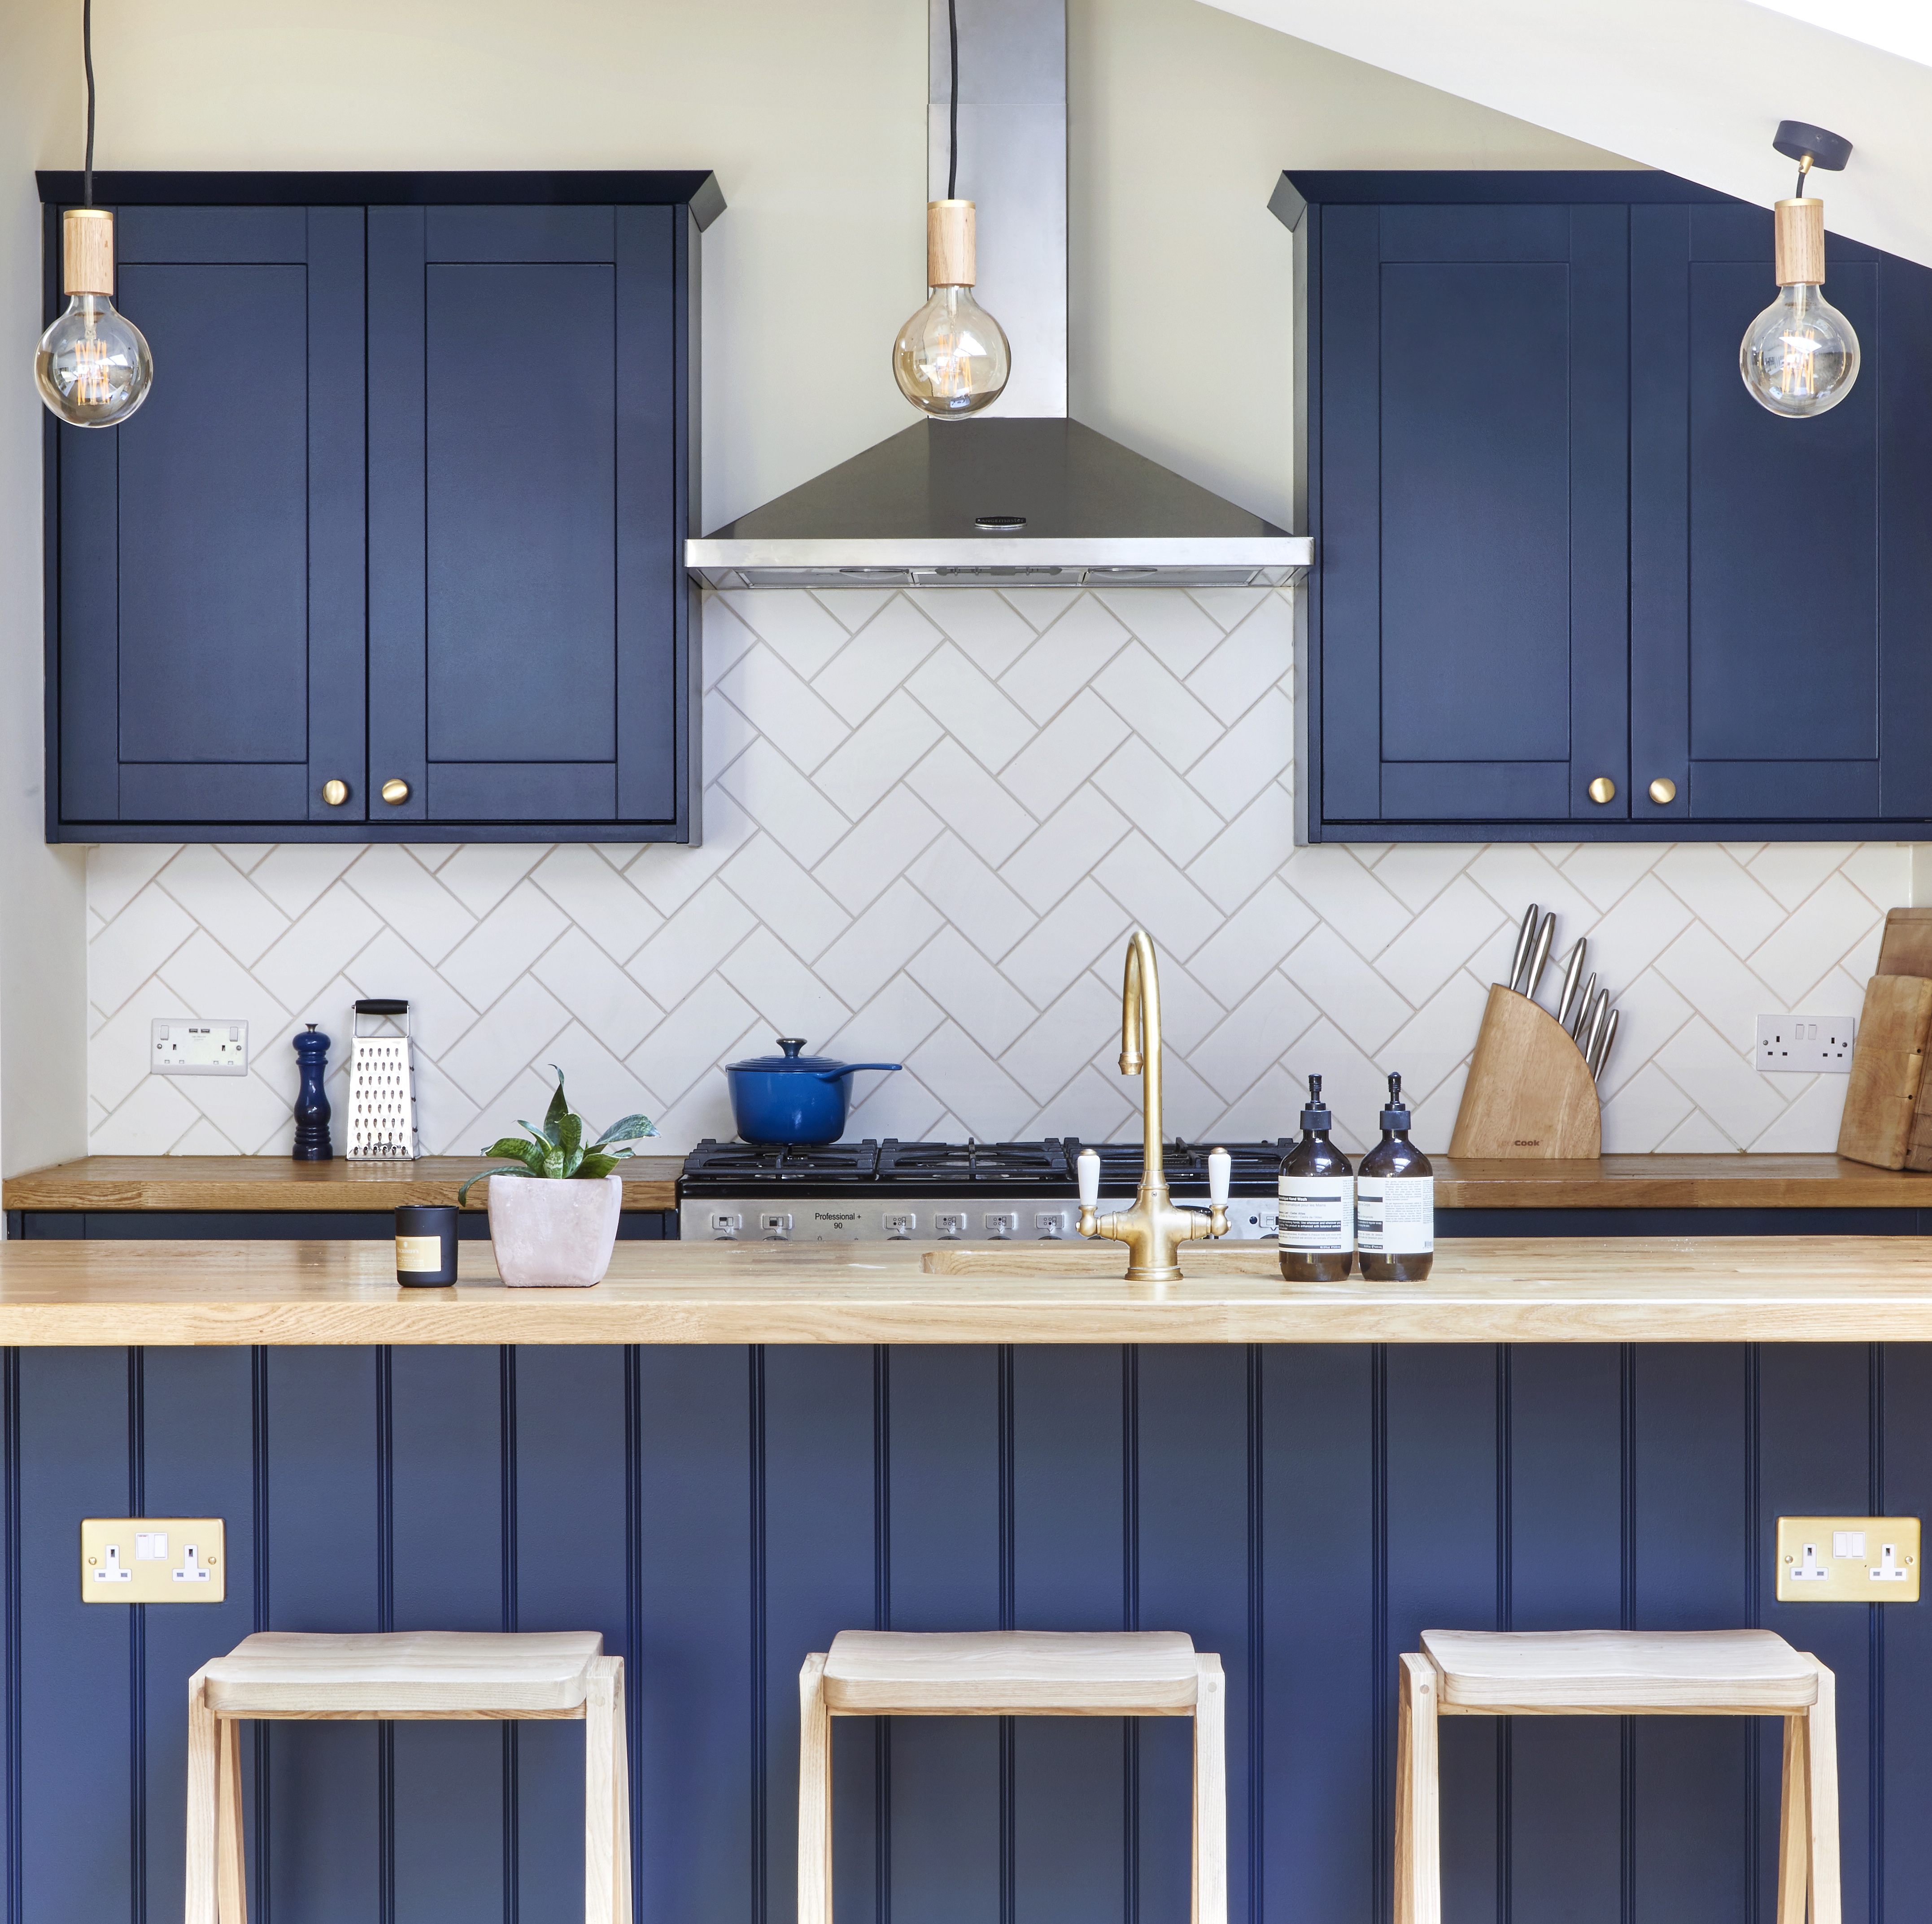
[1278,1074,1354,1281]
[1355,1073,1434,1282]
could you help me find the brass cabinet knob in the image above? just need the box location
[1587,775,1617,805]
[1648,777,1678,805]
[321,779,349,806]
[380,778,410,805]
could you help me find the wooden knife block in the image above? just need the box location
[1448,984,1602,1159]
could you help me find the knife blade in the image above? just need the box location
[1591,1007,1619,1081]
[1525,912,1556,1002]
[1579,988,1609,1067]
[1555,938,1587,1031]
[1508,904,1539,992]
[1569,971,1597,1041]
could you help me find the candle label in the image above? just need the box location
[395,1235,445,1271]
[1277,1176,1354,1253]
[1356,1177,1434,1255]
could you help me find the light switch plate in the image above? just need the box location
[1775,1515,1919,1601]
[152,1019,249,1076]
[1755,1014,1855,1073]
[81,1517,226,1602]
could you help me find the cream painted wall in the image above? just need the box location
[0,0,88,1175]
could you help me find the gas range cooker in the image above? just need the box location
[676,1138,1287,1243]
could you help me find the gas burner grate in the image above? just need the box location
[681,1138,884,1179]
[877,1139,1076,1184]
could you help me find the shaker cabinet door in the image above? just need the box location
[366,204,687,830]
[1629,204,1932,826]
[54,205,366,830]
[1315,202,1629,828]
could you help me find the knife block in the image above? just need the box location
[1448,984,1602,1159]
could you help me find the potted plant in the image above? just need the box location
[458,1069,657,1288]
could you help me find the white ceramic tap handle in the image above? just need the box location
[1077,1148,1100,1208]
[1208,1146,1230,1211]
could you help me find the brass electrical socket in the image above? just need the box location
[81,1518,226,1603]
[1775,1515,1919,1602]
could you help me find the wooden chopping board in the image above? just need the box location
[1875,910,1932,1169]
[1837,972,1932,1170]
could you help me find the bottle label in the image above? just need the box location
[1356,1176,1434,1255]
[1277,1176,1354,1253]
[395,1235,444,1272]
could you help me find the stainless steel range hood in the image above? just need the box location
[685,0,1312,592]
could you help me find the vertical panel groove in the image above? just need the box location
[377,1346,394,1924]
[1371,1343,1390,1924]
[1244,1346,1262,1924]
[500,1345,518,1924]
[873,1345,890,1924]
[1619,1345,1635,1924]
[249,1346,270,1924]
[129,1349,146,1924]
[751,1344,768,1924]
[1871,1343,1884,1924]
[996,1344,1013,1924]
[1122,1346,1139,1924]
[4,1350,18,1924]
[624,1342,644,1891]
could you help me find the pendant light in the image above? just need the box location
[892,0,1011,418]
[35,0,153,429]
[1739,120,1858,418]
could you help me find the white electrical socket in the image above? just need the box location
[1755,1014,1855,1073]
[152,1019,249,1076]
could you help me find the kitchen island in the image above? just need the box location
[16,1228,1929,1924]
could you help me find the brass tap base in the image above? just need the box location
[1125,1265,1185,1284]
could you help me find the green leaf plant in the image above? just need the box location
[457,1066,657,1205]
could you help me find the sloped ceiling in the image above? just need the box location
[1200,0,1932,270]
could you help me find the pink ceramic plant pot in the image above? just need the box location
[486,1172,623,1288]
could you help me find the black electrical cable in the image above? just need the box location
[947,0,959,200]
[82,0,96,207]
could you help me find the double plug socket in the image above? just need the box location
[81,1517,226,1602]
[1776,1515,1919,1601]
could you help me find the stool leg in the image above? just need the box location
[1394,1655,1440,1924]
[799,1655,833,1924]
[185,1670,219,1924]
[217,1717,248,1924]
[585,1657,623,1924]
[1805,1658,1841,1924]
[1192,1654,1227,1924]
[611,1660,632,1924]
[1776,1712,1809,1924]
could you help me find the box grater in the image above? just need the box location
[346,999,420,1158]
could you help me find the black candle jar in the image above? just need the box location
[394,1205,458,1286]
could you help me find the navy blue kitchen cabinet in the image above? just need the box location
[40,172,722,844]
[1276,171,1932,842]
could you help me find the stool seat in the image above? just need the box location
[823,1629,1199,1715]
[1420,1628,1819,1714]
[202,1629,605,1717]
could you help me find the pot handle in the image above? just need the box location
[813,1062,903,1081]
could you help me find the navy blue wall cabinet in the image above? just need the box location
[39,172,721,844]
[1276,170,1932,843]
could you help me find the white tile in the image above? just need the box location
[811,595,945,723]
[1555,842,1664,913]
[999,788,1133,914]
[1092,643,1225,773]
[720,834,851,960]
[905,643,1034,771]
[999,971,1125,1104]
[1255,1017,1387,1156]
[627,790,757,916]
[155,927,294,1028]
[998,879,1133,1008]
[90,1074,203,1154]
[242,883,388,1016]
[1377,971,1492,1108]
[1184,593,1293,713]
[718,588,853,680]
[1591,968,1694,1098]
[1654,1017,1784,1147]
[1090,833,1221,955]
[1461,845,1583,927]
[411,1053,486,1157]
[89,992,168,1113]
[174,1050,300,1157]
[908,832,1038,964]
[998,587,1086,634]
[905,927,1039,1054]
[843,1067,950,1145]
[701,681,761,784]
[90,887,200,1018]
[406,844,460,874]
[340,846,476,965]
[340,930,480,1061]
[531,927,663,1060]
[996,594,1133,714]
[700,595,761,689]
[1158,1053,1230,1144]
[1838,842,1912,909]
[824,589,904,636]
[528,846,664,964]
[715,643,850,772]
[1094,589,1227,674]
[248,844,363,919]
[812,879,948,1009]
[1650,920,1772,1041]
[88,844,179,923]
[1281,846,1415,961]
[1280,924,1414,1059]
[717,927,852,1039]
[632,975,763,1105]
[1743,1074,1849,1152]
[813,790,947,914]
[154,846,291,967]
[1579,873,1698,986]
[1190,789,1297,917]
[1015,1062,1135,1145]
[997,691,1131,820]
[1189,972,1319,1103]
[716,740,854,866]
[1186,879,1319,1010]
[901,740,1040,865]
[172,1114,249,1155]
[1746,873,1884,1006]
[1744,842,1861,911]
[1365,844,1469,913]
[1089,738,1226,862]
[627,877,760,1008]
[437,975,573,1109]
[1198,1060,1308,1145]
[1185,688,1292,819]
[907,589,1038,675]
[1374,875,1511,1006]
[821,973,950,1066]
[436,880,571,1010]
[643,1075,745,1156]
[812,689,947,820]
[526,1022,663,1146]
[1186,585,1271,636]
[902,1020,1034,1139]
[436,845,545,918]
[1653,846,1789,955]
[1655,1109,1744,1154]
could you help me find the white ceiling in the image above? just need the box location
[1200,0,1932,270]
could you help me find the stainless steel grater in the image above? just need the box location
[346,999,420,1159]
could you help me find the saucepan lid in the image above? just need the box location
[726,1037,846,1074]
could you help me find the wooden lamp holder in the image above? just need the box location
[1448,984,1602,1159]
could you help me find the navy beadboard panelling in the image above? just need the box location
[4,1339,1923,1924]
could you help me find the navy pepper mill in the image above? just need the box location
[292,1022,333,1160]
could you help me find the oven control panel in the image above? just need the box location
[680,1197,1280,1244]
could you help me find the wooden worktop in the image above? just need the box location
[10,1153,1932,1217]
[0,1155,683,1213]
[0,1235,1927,1345]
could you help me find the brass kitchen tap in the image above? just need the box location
[1077,929,1230,1281]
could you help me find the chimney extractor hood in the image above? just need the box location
[685,0,1311,591]
[686,419,1312,590]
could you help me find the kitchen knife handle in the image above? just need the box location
[1508,904,1539,992]
[1570,972,1597,1042]
[1556,939,1587,1031]
[1580,988,1609,1066]
[1591,1007,1619,1080]
[1526,912,1555,1001]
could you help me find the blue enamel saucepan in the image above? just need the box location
[724,1038,902,1145]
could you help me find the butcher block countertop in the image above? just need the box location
[1,1155,683,1213]
[0,1235,1927,1345]
[9,1153,1932,1217]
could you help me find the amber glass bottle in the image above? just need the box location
[1355,1072,1434,1282]
[1278,1074,1354,1282]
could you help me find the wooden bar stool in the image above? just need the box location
[1396,1628,1837,1924]
[185,1630,628,1924]
[798,1630,1225,1924]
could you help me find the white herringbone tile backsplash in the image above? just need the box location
[86,586,1904,1161]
